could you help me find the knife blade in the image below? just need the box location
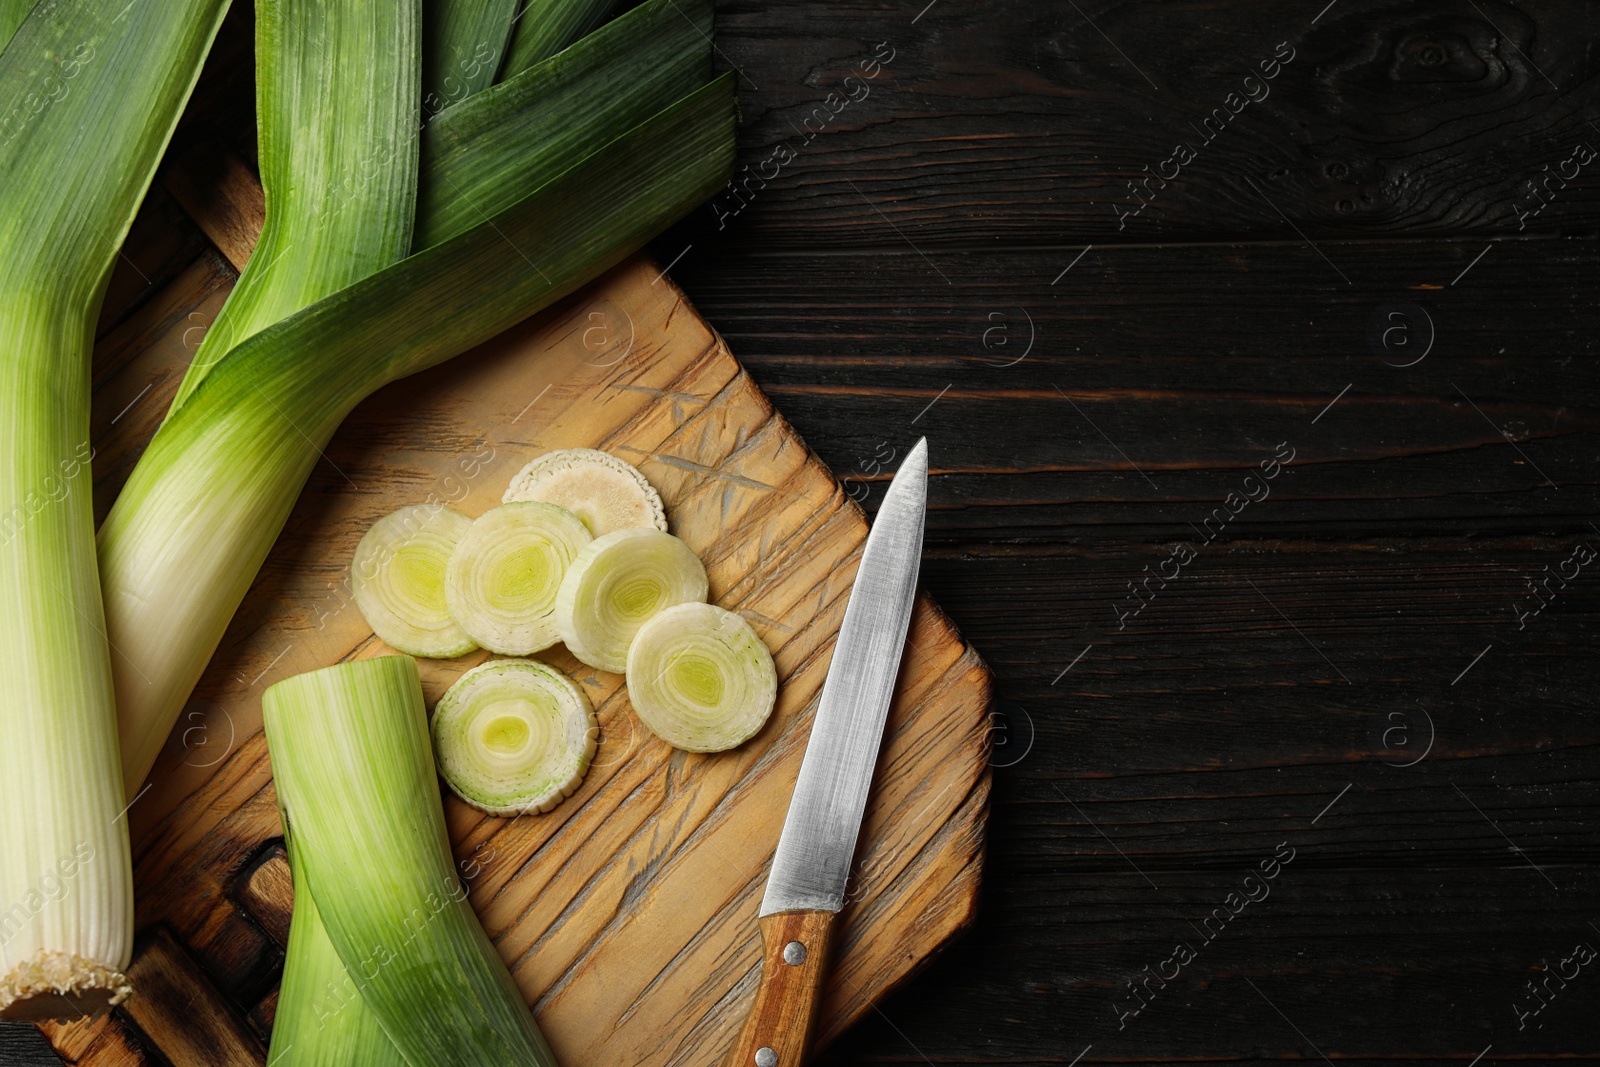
[725,437,928,1067]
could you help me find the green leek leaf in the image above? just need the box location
[416,0,711,249]
[423,0,517,116]
[0,0,31,53]
[499,0,618,80]
[170,0,421,412]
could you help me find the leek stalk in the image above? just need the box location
[264,656,557,1065]
[267,835,394,1067]
[0,0,228,1019]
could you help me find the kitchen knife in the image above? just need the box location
[725,437,928,1067]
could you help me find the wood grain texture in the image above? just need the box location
[46,143,991,1063]
[671,0,1600,249]
[116,929,265,1067]
[725,910,838,1067]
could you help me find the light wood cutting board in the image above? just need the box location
[40,150,992,1066]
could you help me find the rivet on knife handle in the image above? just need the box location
[724,910,837,1067]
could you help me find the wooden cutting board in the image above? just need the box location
[41,150,992,1065]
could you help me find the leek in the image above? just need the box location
[499,0,618,80]
[432,659,598,814]
[422,0,517,116]
[264,656,557,1065]
[0,2,27,52]
[103,0,726,794]
[351,505,478,658]
[626,602,778,752]
[445,502,593,656]
[169,0,421,413]
[266,834,394,1067]
[556,528,708,672]
[414,0,711,248]
[0,0,228,1019]
[502,448,667,537]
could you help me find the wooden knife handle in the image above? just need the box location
[725,909,838,1067]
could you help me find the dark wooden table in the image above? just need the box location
[666,1,1600,1065]
[6,0,1599,1064]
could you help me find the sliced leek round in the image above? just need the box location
[556,528,708,673]
[625,602,776,752]
[445,501,592,655]
[351,505,478,658]
[431,659,597,815]
[502,448,666,536]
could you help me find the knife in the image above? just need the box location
[725,437,928,1067]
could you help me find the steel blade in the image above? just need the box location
[760,438,928,916]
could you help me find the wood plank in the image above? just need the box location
[668,237,1600,543]
[648,0,1600,249]
[818,864,1600,1065]
[117,928,265,1066]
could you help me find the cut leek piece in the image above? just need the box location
[266,833,397,1067]
[0,0,228,1020]
[446,502,592,655]
[556,528,707,672]
[503,448,666,536]
[626,603,777,752]
[352,505,478,658]
[101,74,737,796]
[432,659,597,815]
[263,656,558,1066]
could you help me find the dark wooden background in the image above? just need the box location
[668,1,1600,1065]
[7,0,1600,1064]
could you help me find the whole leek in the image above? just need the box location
[0,0,228,1019]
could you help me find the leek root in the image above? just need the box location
[502,448,666,537]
